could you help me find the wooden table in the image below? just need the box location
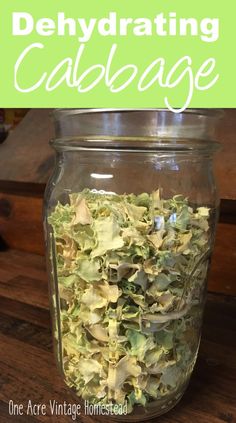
[0,249,235,423]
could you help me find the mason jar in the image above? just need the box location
[44,109,222,421]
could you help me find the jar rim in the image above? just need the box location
[52,108,223,149]
[53,108,224,119]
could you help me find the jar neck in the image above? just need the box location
[51,136,220,156]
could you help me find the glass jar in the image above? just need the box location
[44,109,222,421]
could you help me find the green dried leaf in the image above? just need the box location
[75,258,101,282]
[91,216,124,258]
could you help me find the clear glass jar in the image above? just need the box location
[44,109,222,421]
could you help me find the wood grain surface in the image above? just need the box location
[0,249,235,423]
[209,223,236,295]
[0,193,44,255]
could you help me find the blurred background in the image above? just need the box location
[0,108,235,295]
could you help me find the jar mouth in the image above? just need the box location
[52,108,223,149]
[53,108,224,119]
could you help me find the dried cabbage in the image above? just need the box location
[48,189,211,414]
